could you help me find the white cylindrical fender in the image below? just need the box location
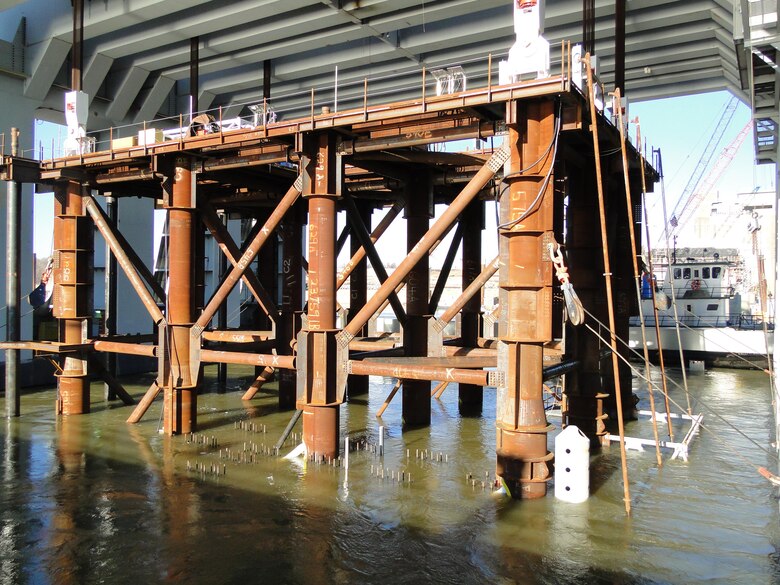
[554,425,590,503]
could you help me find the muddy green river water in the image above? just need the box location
[1,365,779,584]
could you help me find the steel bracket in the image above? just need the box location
[296,329,347,407]
[427,318,445,357]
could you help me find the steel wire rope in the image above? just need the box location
[654,147,693,414]
[493,101,562,231]
[652,303,775,373]
[583,319,780,477]
[581,305,779,464]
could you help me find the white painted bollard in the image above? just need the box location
[689,360,705,372]
[379,426,384,456]
[554,425,590,503]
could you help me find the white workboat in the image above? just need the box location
[629,254,774,368]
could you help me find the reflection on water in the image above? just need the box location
[1,366,779,584]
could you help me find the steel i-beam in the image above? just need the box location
[53,180,93,414]
[496,100,556,498]
[278,202,305,410]
[346,201,372,397]
[459,199,484,416]
[402,174,432,427]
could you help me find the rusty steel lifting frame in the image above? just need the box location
[0,44,656,500]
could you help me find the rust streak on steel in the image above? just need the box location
[495,98,555,500]
[93,340,157,357]
[54,180,92,415]
[438,255,499,327]
[83,194,165,302]
[85,196,165,324]
[336,200,404,288]
[200,349,295,369]
[341,145,509,340]
[349,360,490,386]
[196,179,301,329]
[200,201,280,321]
[299,132,340,460]
[163,155,197,435]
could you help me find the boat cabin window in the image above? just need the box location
[712,267,722,279]
[702,267,711,279]
[694,269,699,277]
[707,304,718,311]
[674,268,681,279]
[683,268,691,279]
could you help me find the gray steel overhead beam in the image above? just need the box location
[133,75,176,124]
[105,67,149,122]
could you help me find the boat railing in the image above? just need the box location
[641,285,734,301]
[629,314,774,330]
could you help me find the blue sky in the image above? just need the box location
[630,90,774,246]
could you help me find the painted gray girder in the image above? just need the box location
[2,0,744,127]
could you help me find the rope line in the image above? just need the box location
[581,306,779,464]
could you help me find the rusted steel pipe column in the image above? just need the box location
[162,156,197,435]
[53,181,93,414]
[5,128,20,417]
[403,175,432,426]
[278,202,304,409]
[299,133,340,459]
[347,202,371,397]
[495,100,555,498]
[459,199,484,416]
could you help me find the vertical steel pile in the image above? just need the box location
[495,100,556,498]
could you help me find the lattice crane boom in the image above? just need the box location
[661,95,740,243]
[673,120,752,233]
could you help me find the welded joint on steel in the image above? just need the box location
[293,174,303,193]
[488,370,506,388]
[189,333,202,386]
[427,319,445,357]
[190,324,204,340]
[487,142,512,173]
[336,140,354,156]
[337,330,354,349]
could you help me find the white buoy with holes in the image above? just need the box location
[554,425,590,503]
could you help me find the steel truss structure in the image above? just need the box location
[1,46,653,499]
